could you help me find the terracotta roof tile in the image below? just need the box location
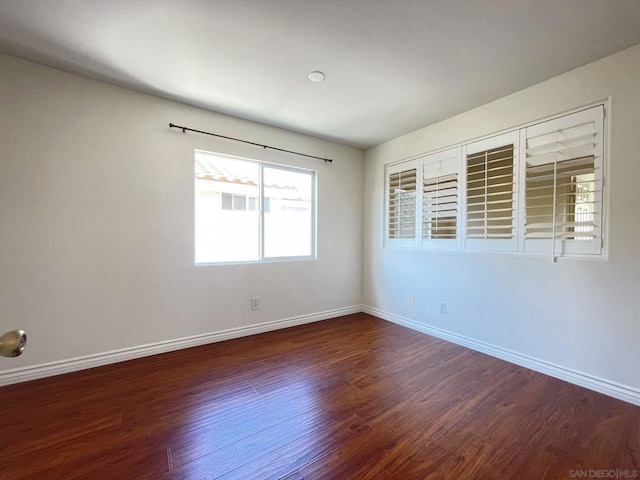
[195,153,296,190]
[195,154,258,186]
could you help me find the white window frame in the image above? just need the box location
[383,103,606,260]
[195,151,317,266]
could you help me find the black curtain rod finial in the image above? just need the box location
[168,123,187,134]
[169,122,333,163]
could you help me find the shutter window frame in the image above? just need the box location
[383,103,606,260]
[463,131,520,252]
[421,148,462,250]
[521,105,605,257]
[386,160,419,248]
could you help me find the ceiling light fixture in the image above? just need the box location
[308,71,325,83]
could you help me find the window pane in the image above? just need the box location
[195,152,259,263]
[263,167,314,258]
[233,194,247,211]
[221,193,233,210]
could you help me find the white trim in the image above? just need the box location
[4,304,638,408]
[362,305,640,407]
[0,305,361,386]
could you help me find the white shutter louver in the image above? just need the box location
[383,104,605,257]
[423,173,457,238]
[422,148,461,249]
[464,131,519,252]
[523,105,604,257]
[387,163,418,246]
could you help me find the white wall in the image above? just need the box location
[363,44,640,398]
[0,54,363,377]
[3,42,639,402]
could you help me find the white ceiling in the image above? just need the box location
[2,1,640,149]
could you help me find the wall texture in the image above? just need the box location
[363,44,640,401]
[0,54,363,379]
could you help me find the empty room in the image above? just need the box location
[1,1,639,479]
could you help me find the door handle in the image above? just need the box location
[0,330,27,357]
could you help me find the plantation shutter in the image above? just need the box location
[523,105,604,257]
[386,160,418,247]
[422,148,461,249]
[464,131,519,252]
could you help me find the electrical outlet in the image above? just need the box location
[408,295,415,306]
[439,302,447,314]
[251,297,260,310]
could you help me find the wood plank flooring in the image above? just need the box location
[1,313,638,479]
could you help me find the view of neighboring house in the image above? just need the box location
[195,151,314,264]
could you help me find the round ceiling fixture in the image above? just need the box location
[308,71,325,83]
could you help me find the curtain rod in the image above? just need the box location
[169,123,333,163]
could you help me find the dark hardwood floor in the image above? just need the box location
[1,313,638,479]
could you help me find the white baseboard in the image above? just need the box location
[363,305,640,407]
[0,305,362,386]
[4,304,639,408]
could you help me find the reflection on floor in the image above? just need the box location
[1,313,638,479]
